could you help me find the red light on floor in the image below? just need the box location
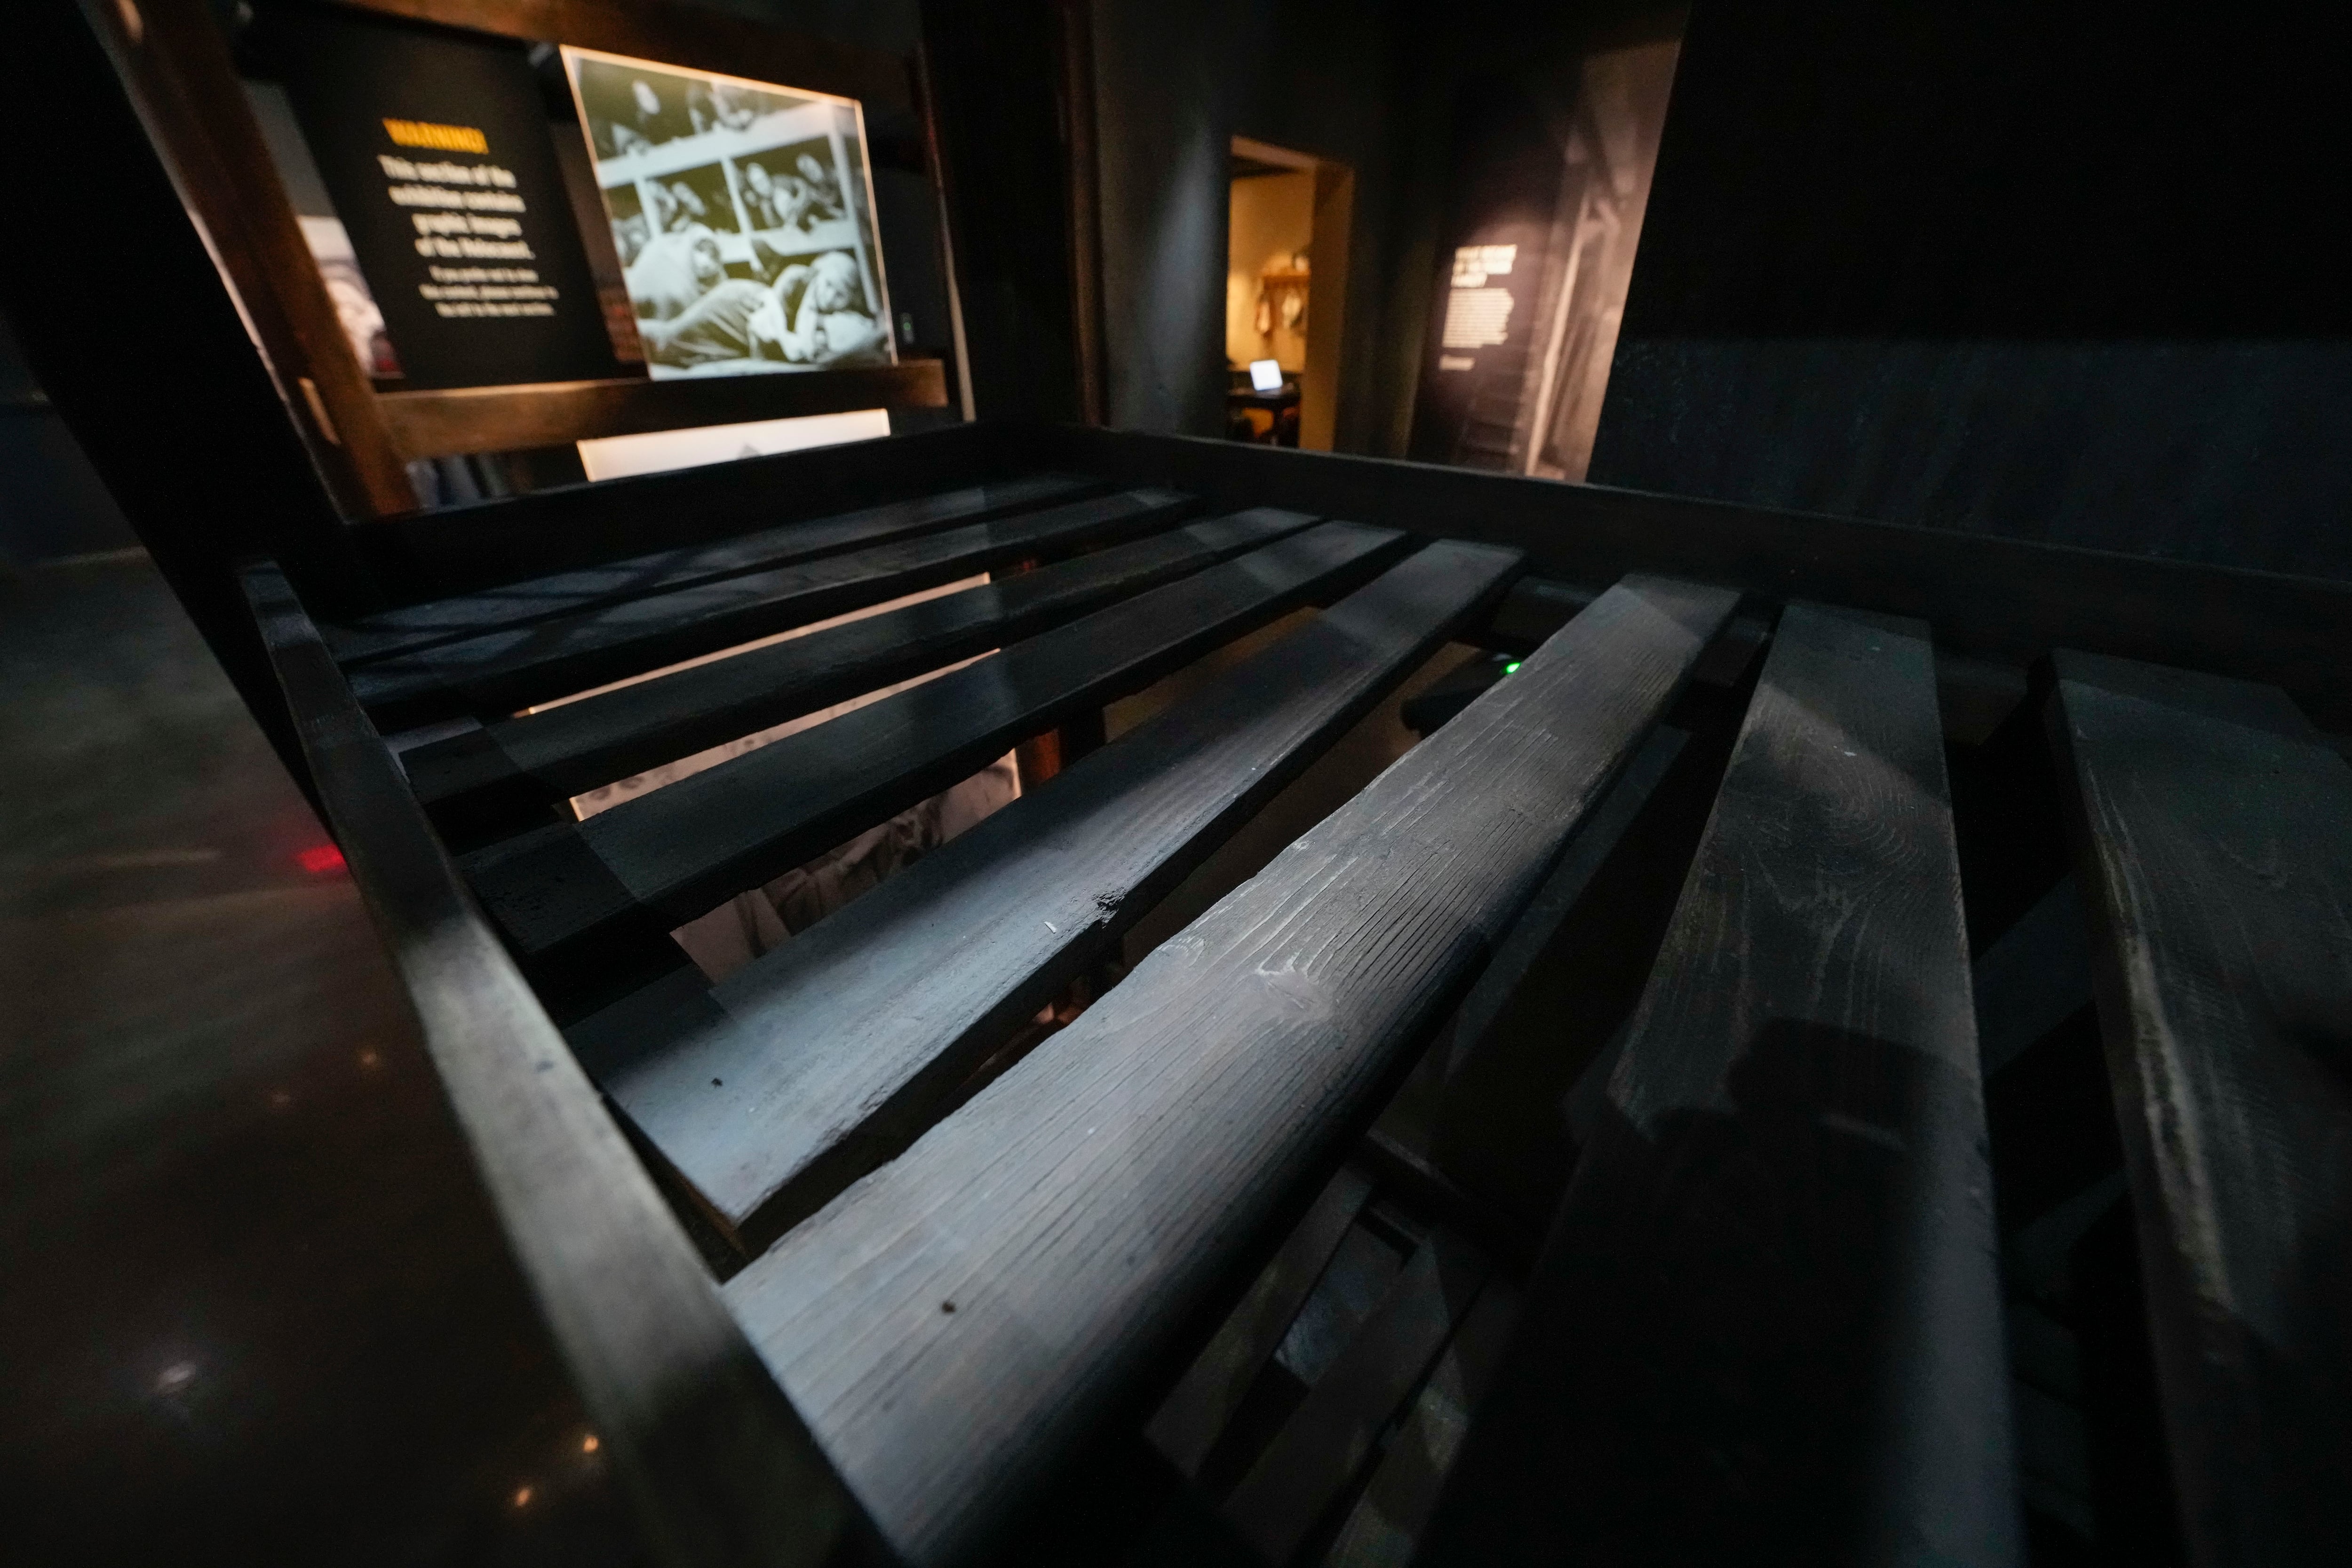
[297,844,347,876]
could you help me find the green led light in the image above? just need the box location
[1503,661,1522,675]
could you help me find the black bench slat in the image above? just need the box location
[568,539,1520,1247]
[1221,1230,1492,1564]
[1416,602,2019,1566]
[1325,1277,1522,1566]
[326,472,1102,666]
[463,520,1412,1008]
[2046,649,2352,1566]
[718,574,1739,1565]
[350,486,1195,727]
[1144,1167,1378,1480]
[404,508,1319,841]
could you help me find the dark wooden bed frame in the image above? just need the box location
[8,3,2346,1560]
[238,420,2352,1567]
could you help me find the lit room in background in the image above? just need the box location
[562,47,895,381]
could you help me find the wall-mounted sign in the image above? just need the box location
[561,47,895,380]
[273,8,622,391]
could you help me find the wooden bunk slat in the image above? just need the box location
[720,574,1740,1566]
[1325,1279,1522,1567]
[1222,1231,1492,1564]
[465,521,1413,1008]
[2045,650,2352,1566]
[1145,1167,1378,1480]
[404,508,1320,841]
[325,472,1102,666]
[349,486,1196,726]
[1415,602,2019,1567]
[568,539,1521,1244]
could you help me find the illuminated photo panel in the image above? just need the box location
[562,47,896,380]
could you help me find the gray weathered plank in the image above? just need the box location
[325,473,1102,667]
[1416,602,2019,1567]
[1223,1231,1491,1563]
[464,520,1408,1014]
[350,486,1194,726]
[721,573,1739,1565]
[403,508,1318,841]
[570,540,1520,1244]
[1145,1166,1377,1480]
[2046,649,2352,1567]
[1324,1279,1522,1568]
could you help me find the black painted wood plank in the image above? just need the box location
[565,538,1519,1243]
[719,574,1739,1566]
[404,508,1319,841]
[2045,649,2352,1567]
[1417,603,2020,1568]
[464,521,1413,1011]
[348,486,1195,727]
[1222,1232,1491,1564]
[237,566,874,1567]
[1324,1278,1522,1568]
[1144,1168,1378,1482]
[325,472,1103,667]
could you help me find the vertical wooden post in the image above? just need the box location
[1057,0,1106,426]
[86,0,417,518]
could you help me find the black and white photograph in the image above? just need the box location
[561,46,895,379]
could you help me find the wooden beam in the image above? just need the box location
[1323,1278,1522,1566]
[466,519,1410,1014]
[321,0,913,109]
[1012,423,2352,732]
[1417,603,2019,1566]
[238,564,875,1568]
[2046,650,2352,1567]
[1221,1231,1491,1563]
[87,0,417,517]
[568,537,1520,1244]
[375,361,950,461]
[719,574,1738,1565]
[350,486,1194,724]
[342,420,1004,608]
[1144,1167,1377,1480]
[329,471,1097,665]
[406,507,1320,839]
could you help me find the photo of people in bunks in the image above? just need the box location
[562,47,894,379]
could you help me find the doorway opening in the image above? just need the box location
[1225,137,1353,450]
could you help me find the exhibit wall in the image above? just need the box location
[1590,0,2352,580]
[1091,0,1436,449]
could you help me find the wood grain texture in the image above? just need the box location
[2046,649,2352,1567]
[349,487,1192,726]
[1145,1167,1378,1480]
[240,565,877,1568]
[328,473,1098,666]
[720,573,1738,1566]
[570,539,1517,1244]
[375,362,949,462]
[466,522,1410,1002]
[405,508,1318,838]
[1417,602,2019,1568]
[1223,1232,1491,1564]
